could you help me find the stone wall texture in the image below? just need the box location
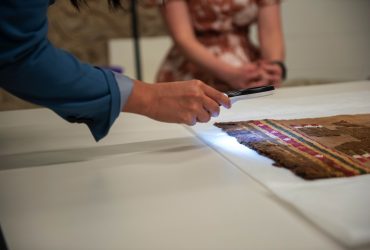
[48,0,166,65]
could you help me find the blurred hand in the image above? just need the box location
[259,60,283,87]
[223,63,269,90]
[124,79,231,126]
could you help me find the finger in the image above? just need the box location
[196,108,212,123]
[190,116,197,126]
[244,63,259,71]
[246,81,270,88]
[271,75,281,82]
[274,80,281,88]
[265,73,281,84]
[260,61,277,69]
[262,64,281,75]
[262,74,276,83]
[266,79,278,87]
[201,83,231,109]
[184,114,196,126]
[246,71,262,82]
[203,96,220,117]
[257,60,270,67]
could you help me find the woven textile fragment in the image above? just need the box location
[215,114,370,180]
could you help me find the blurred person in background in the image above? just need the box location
[156,0,286,92]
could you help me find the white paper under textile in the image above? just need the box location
[189,81,370,247]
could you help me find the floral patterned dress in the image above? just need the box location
[156,0,280,91]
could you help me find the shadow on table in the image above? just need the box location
[0,137,202,171]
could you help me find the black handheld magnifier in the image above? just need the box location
[225,85,275,104]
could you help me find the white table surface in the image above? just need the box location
[0,82,368,250]
[189,81,370,248]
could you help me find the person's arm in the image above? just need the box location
[257,1,285,85]
[0,0,230,141]
[160,1,261,90]
[0,0,125,141]
[257,1,285,61]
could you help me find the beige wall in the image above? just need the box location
[279,0,370,81]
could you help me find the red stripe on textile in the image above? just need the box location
[250,121,356,176]
[286,123,369,170]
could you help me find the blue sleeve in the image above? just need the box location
[113,73,134,111]
[0,0,126,141]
